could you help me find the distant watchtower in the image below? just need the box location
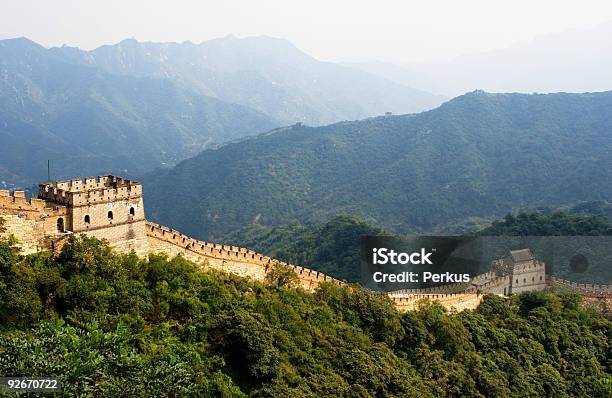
[492,249,546,294]
[38,176,146,243]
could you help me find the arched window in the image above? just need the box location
[84,215,91,224]
[107,211,113,220]
[57,218,64,232]
[129,207,135,216]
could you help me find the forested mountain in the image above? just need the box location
[144,91,612,239]
[0,37,277,185]
[0,232,609,396]
[50,36,444,125]
[478,212,612,236]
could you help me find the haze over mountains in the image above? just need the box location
[0,38,275,184]
[0,35,444,185]
[350,22,612,97]
[50,35,443,125]
[143,91,612,240]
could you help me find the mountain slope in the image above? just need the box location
[51,36,444,125]
[0,37,277,185]
[143,91,612,239]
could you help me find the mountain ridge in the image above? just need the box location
[143,90,612,239]
[0,37,278,185]
[49,35,444,125]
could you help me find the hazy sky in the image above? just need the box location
[2,0,612,63]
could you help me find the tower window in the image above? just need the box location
[84,215,91,224]
[129,207,135,216]
[57,217,64,232]
[108,211,114,220]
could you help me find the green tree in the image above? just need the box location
[265,262,299,288]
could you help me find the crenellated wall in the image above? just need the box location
[0,190,64,219]
[0,190,69,254]
[145,221,344,291]
[388,271,511,296]
[547,276,612,296]
[389,293,486,312]
[388,283,471,295]
[38,176,142,207]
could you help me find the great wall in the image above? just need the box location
[1,175,610,312]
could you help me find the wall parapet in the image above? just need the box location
[388,292,486,311]
[547,276,612,296]
[145,221,344,288]
[387,271,511,296]
[39,175,142,207]
[0,190,65,219]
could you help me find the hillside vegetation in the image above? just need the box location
[0,38,277,185]
[0,227,610,397]
[144,91,612,239]
[478,212,612,236]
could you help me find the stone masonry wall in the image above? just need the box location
[389,293,486,312]
[510,260,546,294]
[0,191,68,254]
[547,276,612,296]
[145,221,344,291]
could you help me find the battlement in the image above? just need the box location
[145,221,344,290]
[387,271,512,296]
[0,190,66,222]
[492,258,545,275]
[388,292,486,311]
[547,276,612,296]
[388,283,471,295]
[38,175,142,207]
[1,190,47,210]
[511,259,545,274]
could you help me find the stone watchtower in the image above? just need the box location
[492,248,546,294]
[38,176,146,244]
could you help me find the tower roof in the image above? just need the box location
[509,249,534,263]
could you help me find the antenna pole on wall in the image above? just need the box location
[47,160,50,182]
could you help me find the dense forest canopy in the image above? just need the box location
[0,224,610,396]
[477,212,612,236]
